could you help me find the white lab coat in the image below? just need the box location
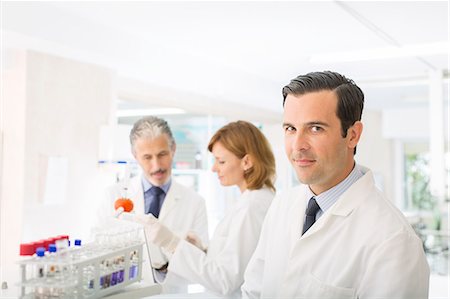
[242,167,429,299]
[167,188,274,297]
[98,175,209,282]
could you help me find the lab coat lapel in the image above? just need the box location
[299,170,373,239]
[158,180,180,220]
[289,186,309,242]
[300,207,335,238]
[329,170,373,217]
[128,176,145,215]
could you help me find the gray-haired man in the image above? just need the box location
[100,116,209,287]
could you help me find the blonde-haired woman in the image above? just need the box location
[133,120,276,297]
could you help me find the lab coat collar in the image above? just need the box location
[141,176,172,194]
[129,176,146,215]
[158,180,182,220]
[300,166,373,238]
[121,176,183,218]
[328,165,372,217]
[305,164,364,216]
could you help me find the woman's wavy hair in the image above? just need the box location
[208,120,276,191]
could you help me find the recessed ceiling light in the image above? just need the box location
[117,108,186,117]
[310,42,449,64]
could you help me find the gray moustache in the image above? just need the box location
[151,169,166,175]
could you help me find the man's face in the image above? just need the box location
[132,134,175,186]
[283,90,361,195]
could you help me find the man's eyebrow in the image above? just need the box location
[282,121,330,128]
[306,121,330,127]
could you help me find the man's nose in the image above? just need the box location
[292,132,310,151]
[151,158,161,169]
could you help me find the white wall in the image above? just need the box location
[382,107,430,140]
[1,49,28,294]
[263,123,292,192]
[0,50,115,291]
[354,110,394,201]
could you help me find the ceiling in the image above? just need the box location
[2,1,449,118]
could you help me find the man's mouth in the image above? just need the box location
[292,158,315,167]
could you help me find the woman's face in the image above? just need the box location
[211,141,247,192]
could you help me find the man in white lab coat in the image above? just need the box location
[100,116,208,285]
[241,71,430,298]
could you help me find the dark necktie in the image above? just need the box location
[147,186,164,218]
[302,197,321,235]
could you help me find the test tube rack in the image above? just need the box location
[17,241,144,299]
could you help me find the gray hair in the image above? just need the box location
[129,116,176,152]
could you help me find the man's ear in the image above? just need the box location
[242,154,254,171]
[348,121,363,149]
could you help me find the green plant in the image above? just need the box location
[405,153,437,211]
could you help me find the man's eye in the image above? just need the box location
[311,126,323,133]
[285,126,295,132]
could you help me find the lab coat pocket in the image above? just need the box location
[301,273,356,299]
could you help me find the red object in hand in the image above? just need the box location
[114,198,134,212]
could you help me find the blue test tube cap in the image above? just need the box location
[74,239,82,246]
[48,244,57,253]
[36,247,46,257]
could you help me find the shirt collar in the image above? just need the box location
[141,176,171,194]
[306,163,364,214]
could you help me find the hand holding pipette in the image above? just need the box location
[114,198,160,281]
[114,198,134,218]
[132,214,180,253]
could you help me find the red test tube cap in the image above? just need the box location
[19,243,35,256]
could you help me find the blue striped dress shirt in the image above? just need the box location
[305,164,364,220]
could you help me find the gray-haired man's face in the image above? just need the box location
[132,134,175,186]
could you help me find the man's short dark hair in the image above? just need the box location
[282,71,364,154]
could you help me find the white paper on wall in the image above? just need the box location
[42,156,68,205]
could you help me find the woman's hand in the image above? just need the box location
[186,231,207,253]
